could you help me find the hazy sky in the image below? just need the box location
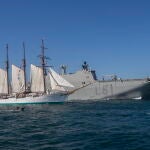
[0,0,150,79]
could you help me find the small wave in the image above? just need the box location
[0,107,25,113]
[145,112,150,115]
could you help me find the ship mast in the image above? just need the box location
[40,40,47,93]
[22,42,26,93]
[6,44,9,94]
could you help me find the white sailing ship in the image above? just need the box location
[0,42,74,104]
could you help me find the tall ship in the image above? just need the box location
[0,41,74,104]
[61,61,150,100]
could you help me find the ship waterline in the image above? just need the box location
[0,93,66,104]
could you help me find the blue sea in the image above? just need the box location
[0,100,150,150]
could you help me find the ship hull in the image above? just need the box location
[0,93,66,104]
[67,80,150,101]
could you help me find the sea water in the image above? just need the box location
[0,100,150,150]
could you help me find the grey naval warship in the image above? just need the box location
[60,61,150,101]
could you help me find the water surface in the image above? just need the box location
[0,100,150,150]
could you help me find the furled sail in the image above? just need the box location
[30,64,44,92]
[49,68,74,92]
[0,68,8,94]
[12,65,25,93]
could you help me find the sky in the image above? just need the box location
[0,0,150,79]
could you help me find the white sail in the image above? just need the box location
[30,64,44,92]
[49,72,66,91]
[12,64,25,93]
[49,68,74,92]
[0,68,8,94]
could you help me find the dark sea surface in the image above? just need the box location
[0,100,150,150]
